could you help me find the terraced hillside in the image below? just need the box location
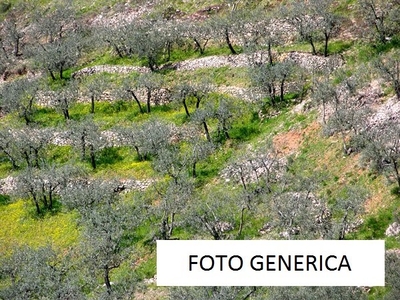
[0,0,400,299]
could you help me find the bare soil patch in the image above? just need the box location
[273,121,320,156]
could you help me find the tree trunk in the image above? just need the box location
[23,110,31,125]
[63,98,70,120]
[49,69,56,81]
[238,207,245,237]
[225,28,237,55]
[394,80,400,101]
[183,98,190,117]
[196,97,201,109]
[148,56,156,72]
[81,133,86,161]
[41,184,48,209]
[324,33,329,57]
[89,144,96,169]
[104,266,112,294]
[268,41,273,66]
[34,148,39,168]
[90,95,95,114]
[115,45,124,58]
[63,109,70,120]
[392,158,400,189]
[193,38,208,55]
[268,84,276,106]
[168,212,175,237]
[280,75,287,103]
[33,194,40,215]
[49,189,53,210]
[134,146,142,161]
[23,151,31,168]
[129,90,144,114]
[203,121,211,142]
[166,42,172,62]
[222,120,230,139]
[193,38,203,54]
[243,287,257,300]
[309,36,317,55]
[146,89,151,113]
[161,218,169,240]
[192,162,197,178]
[339,210,348,240]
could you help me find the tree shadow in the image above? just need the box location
[0,194,10,206]
[96,147,124,167]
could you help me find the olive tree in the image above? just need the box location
[61,179,138,296]
[31,2,81,80]
[250,60,297,107]
[182,130,215,178]
[81,75,110,114]
[241,9,284,66]
[98,22,131,58]
[361,119,400,189]
[117,75,145,114]
[0,245,84,300]
[373,49,400,100]
[181,19,212,55]
[359,0,400,44]
[208,8,244,55]
[173,78,213,118]
[139,118,176,159]
[67,117,105,169]
[151,173,195,240]
[119,72,165,114]
[224,147,283,236]
[262,173,332,240]
[0,126,52,170]
[190,106,214,142]
[0,127,20,169]
[331,186,368,240]
[313,68,370,154]
[281,0,321,55]
[0,77,42,125]
[14,164,80,214]
[282,0,341,56]
[48,80,78,120]
[184,188,237,240]
[129,19,167,71]
[32,33,82,80]
[0,11,25,58]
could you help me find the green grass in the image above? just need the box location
[94,147,155,179]
[0,200,79,256]
[0,157,14,178]
[135,255,156,280]
[230,112,262,141]
[327,40,354,55]
[196,146,234,185]
[47,145,75,165]
[84,51,141,67]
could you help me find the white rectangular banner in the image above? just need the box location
[157,240,385,286]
